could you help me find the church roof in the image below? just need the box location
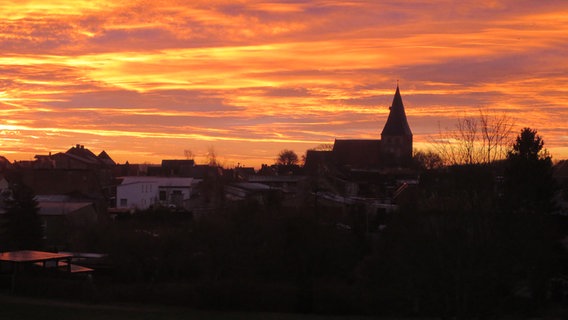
[332,139,382,168]
[304,150,333,172]
[381,85,412,136]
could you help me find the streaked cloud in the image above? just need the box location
[1,0,567,166]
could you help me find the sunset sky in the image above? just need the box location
[1,0,567,168]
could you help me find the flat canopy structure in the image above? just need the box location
[0,250,73,263]
[0,250,93,293]
[0,250,92,273]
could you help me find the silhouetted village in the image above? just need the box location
[1,87,568,318]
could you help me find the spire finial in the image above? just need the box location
[396,79,399,88]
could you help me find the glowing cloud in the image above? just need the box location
[0,0,567,167]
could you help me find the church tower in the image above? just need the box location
[380,85,413,167]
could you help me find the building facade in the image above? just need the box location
[115,176,198,211]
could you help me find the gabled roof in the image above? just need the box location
[66,145,99,161]
[38,201,94,216]
[98,151,116,166]
[59,145,115,167]
[55,152,99,165]
[0,155,12,170]
[381,85,412,136]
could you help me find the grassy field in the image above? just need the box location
[3,292,566,319]
[0,293,383,320]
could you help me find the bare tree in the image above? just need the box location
[206,146,218,166]
[479,110,514,163]
[276,149,299,166]
[430,110,514,166]
[430,119,475,166]
[184,149,194,160]
[456,116,480,165]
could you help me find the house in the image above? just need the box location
[0,186,98,250]
[143,159,197,177]
[114,161,144,176]
[225,182,272,203]
[161,159,195,177]
[13,144,116,212]
[36,197,99,249]
[233,166,256,181]
[115,176,199,211]
[31,144,115,170]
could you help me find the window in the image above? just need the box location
[159,190,167,201]
[171,190,183,206]
[120,198,127,207]
[41,219,47,240]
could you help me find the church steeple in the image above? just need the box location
[381,84,412,137]
[380,85,413,167]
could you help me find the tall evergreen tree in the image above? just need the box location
[503,128,556,214]
[501,128,563,310]
[3,183,43,250]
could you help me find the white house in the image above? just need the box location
[116,176,199,211]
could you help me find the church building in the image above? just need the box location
[305,85,413,172]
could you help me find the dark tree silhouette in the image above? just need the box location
[412,149,443,170]
[500,128,563,310]
[503,127,556,213]
[276,149,299,166]
[511,127,546,159]
[355,162,566,317]
[3,183,43,250]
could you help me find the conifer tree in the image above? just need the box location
[3,183,43,250]
[503,127,556,214]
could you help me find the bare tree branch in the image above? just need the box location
[429,111,514,166]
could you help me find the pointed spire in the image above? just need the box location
[381,84,412,136]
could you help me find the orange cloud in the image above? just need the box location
[0,0,567,167]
